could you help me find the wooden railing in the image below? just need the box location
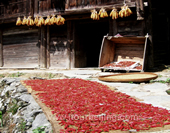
[0,0,30,19]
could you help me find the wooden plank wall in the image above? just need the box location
[116,20,145,36]
[2,24,39,68]
[49,24,68,68]
[147,0,170,66]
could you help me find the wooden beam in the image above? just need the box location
[0,29,3,67]
[34,0,39,14]
[47,25,50,69]
[109,18,117,36]
[71,21,76,68]
[38,27,41,68]
[40,26,47,68]
[136,0,144,20]
[30,0,34,18]
[67,21,73,69]
[26,0,30,16]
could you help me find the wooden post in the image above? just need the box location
[26,0,30,16]
[136,0,144,20]
[40,26,47,68]
[67,21,73,69]
[38,28,41,68]
[47,25,50,69]
[0,29,3,67]
[71,21,76,68]
[30,0,34,18]
[34,0,39,14]
[109,18,117,36]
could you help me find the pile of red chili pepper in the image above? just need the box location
[103,61,143,70]
[103,61,136,68]
[23,79,170,132]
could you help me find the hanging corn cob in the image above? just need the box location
[16,17,22,26]
[110,7,119,20]
[22,16,27,25]
[50,14,57,25]
[119,4,132,18]
[37,16,45,27]
[90,9,99,20]
[45,15,51,25]
[26,16,34,26]
[98,8,108,18]
[56,15,65,25]
[34,16,39,26]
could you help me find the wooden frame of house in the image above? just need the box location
[0,0,169,69]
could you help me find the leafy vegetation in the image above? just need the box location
[0,111,3,127]
[8,99,20,115]
[32,126,47,133]
[48,73,55,79]
[8,72,25,77]
[18,119,26,132]
[150,78,170,83]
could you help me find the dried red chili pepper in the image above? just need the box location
[23,79,170,133]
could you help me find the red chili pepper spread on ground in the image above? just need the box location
[103,61,142,70]
[23,79,170,132]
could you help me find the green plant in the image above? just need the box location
[18,119,26,132]
[0,74,5,78]
[129,81,133,84]
[8,103,20,115]
[158,74,162,77]
[150,78,170,83]
[32,126,46,133]
[9,72,24,78]
[0,111,3,127]
[48,73,55,79]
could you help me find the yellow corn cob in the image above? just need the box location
[90,9,99,20]
[22,16,27,25]
[50,14,57,25]
[110,7,118,20]
[16,17,22,26]
[98,8,108,18]
[45,15,51,25]
[34,16,39,25]
[37,16,44,27]
[119,4,132,18]
[26,16,34,26]
[56,15,65,25]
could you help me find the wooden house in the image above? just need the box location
[0,0,169,70]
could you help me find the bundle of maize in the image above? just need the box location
[34,16,39,26]
[90,9,99,20]
[56,15,65,25]
[110,7,118,20]
[50,14,57,25]
[98,8,108,18]
[119,4,132,18]
[37,16,45,27]
[26,16,34,26]
[45,15,51,25]
[22,16,27,25]
[16,17,22,26]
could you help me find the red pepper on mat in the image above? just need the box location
[23,79,170,132]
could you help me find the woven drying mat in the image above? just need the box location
[98,72,158,82]
[20,80,170,133]
[21,80,64,133]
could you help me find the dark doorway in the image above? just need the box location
[75,19,109,68]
